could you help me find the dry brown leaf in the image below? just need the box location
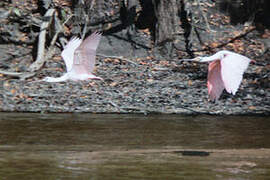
[248,106,256,110]
[159,60,169,66]
[11,89,16,94]
[19,34,27,42]
[210,42,219,48]
[232,31,241,36]
[110,82,117,87]
[140,29,151,35]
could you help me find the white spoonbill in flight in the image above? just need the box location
[182,50,252,101]
[43,32,102,82]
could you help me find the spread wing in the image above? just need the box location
[207,60,225,101]
[61,37,82,72]
[72,32,102,74]
[220,53,251,95]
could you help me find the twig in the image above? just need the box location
[56,14,74,48]
[62,14,74,26]
[0,70,22,77]
[97,54,139,66]
[28,8,55,72]
[188,26,256,53]
[189,23,207,31]
[81,15,89,40]
[42,13,63,61]
[3,10,74,80]
[81,0,95,39]
[203,26,256,51]
[19,72,37,80]
[34,10,73,69]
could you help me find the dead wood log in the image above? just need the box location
[152,0,182,45]
[28,8,55,72]
[0,69,36,80]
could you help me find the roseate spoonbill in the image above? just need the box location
[182,50,252,101]
[43,32,102,82]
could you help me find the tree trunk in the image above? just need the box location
[152,0,182,45]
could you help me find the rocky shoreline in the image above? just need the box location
[0,1,269,115]
[1,52,269,115]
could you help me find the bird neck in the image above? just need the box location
[200,53,222,62]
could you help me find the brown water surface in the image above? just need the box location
[0,113,270,179]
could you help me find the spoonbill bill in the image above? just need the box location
[182,50,252,101]
[43,32,102,82]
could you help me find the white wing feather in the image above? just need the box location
[61,37,82,72]
[221,53,251,95]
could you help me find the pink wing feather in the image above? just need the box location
[207,60,225,101]
[220,53,251,95]
[72,32,102,75]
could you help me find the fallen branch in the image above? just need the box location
[81,15,89,40]
[30,9,73,71]
[204,26,256,51]
[28,8,55,72]
[1,10,70,81]
[0,69,36,80]
[81,0,95,39]
[0,70,22,77]
[186,26,257,53]
[42,13,64,64]
[19,72,37,80]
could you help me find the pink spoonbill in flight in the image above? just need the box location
[43,32,102,82]
[182,50,252,101]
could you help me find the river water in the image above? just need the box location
[0,113,270,179]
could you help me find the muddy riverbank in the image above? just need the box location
[0,48,269,115]
[0,1,269,115]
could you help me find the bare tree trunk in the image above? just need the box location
[152,0,182,45]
